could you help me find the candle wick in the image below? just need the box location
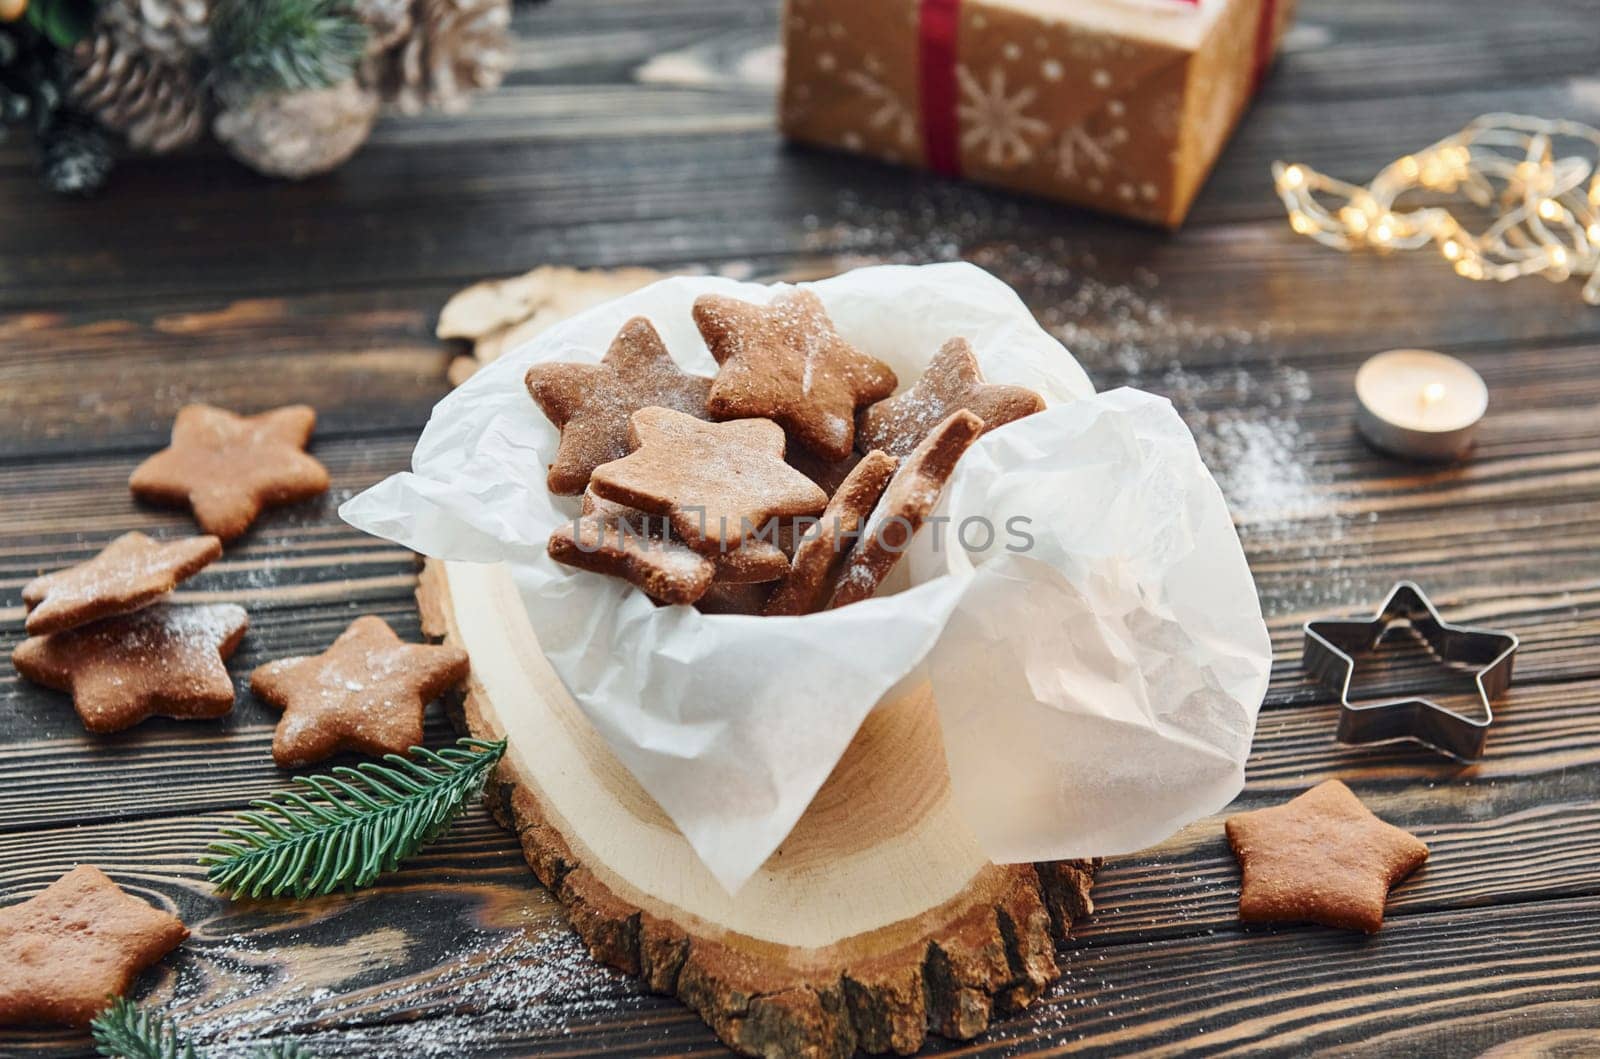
[1420,382,1447,408]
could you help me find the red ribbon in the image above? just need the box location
[918,0,962,176]
[1252,0,1281,93]
[917,0,1278,180]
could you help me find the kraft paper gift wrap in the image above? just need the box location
[343,263,1272,893]
[780,0,1296,226]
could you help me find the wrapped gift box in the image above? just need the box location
[779,0,1295,227]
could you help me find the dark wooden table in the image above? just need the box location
[4,1,1600,1054]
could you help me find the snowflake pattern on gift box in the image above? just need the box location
[1054,126,1116,182]
[957,66,1049,169]
[844,60,916,151]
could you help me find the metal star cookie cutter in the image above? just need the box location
[1303,581,1518,761]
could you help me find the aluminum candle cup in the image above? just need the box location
[1355,349,1488,461]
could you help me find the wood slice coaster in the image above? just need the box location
[417,558,1097,1058]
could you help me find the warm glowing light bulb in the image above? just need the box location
[1278,116,1600,305]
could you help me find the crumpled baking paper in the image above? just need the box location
[342,262,1271,894]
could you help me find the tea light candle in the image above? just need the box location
[1355,349,1487,461]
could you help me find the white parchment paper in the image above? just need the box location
[342,262,1271,893]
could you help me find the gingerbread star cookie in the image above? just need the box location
[857,337,1045,459]
[22,531,222,635]
[13,604,249,733]
[0,865,188,1026]
[710,535,790,584]
[766,450,898,616]
[582,487,788,584]
[589,407,828,554]
[251,615,470,768]
[525,316,714,495]
[557,488,789,604]
[549,516,717,605]
[130,404,330,541]
[694,289,898,462]
[827,410,984,609]
[1225,779,1429,933]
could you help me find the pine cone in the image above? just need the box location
[69,28,204,152]
[374,0,509,115]
[4,23,118,195]
[213,77,377,179]
[39,110,115,194]
[100,0,211,63]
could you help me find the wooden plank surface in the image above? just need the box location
[3,0,1599,1054]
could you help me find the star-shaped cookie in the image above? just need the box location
[857,337,1045,459]
[827,410,984,609]
[0,865,188,1026]
[22,531,222,636]
[251,615,470,768]
[588,407,828,554]
[130,403,330,541]
[525,316,714,495]
[1225,779,1429,933]
[694,289,898,462]
[765,449,898,616]
[580,488,789,584]
[553,489,790,604]
[549,515,717,605]
[12,603,250,733]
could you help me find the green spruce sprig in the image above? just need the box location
[208,0,368,104]
[91,998,313,1059]
[24,0,96,49]
[202,737,507,899]
[91,998,199,1059]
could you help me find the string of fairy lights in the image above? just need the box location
[1272,113,1600,305]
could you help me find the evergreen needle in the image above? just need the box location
[201,737,507,899]
[209,0,368,103]
[91,997,315,1058]
[91,998,200,1059]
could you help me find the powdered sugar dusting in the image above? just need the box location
[67,602,247,658]
[803,187,1349,615]
[171,920,636,1056]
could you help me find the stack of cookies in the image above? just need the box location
[12,532,249,732]
[527,290,1046,616]
[10,403,339,736]
[10,406,473,771]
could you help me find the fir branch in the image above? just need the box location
[24,0,95,50]
[91,998,200,1059]
[91,997,316,1059]
[202,737,507,899]
[209,0,368,103]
